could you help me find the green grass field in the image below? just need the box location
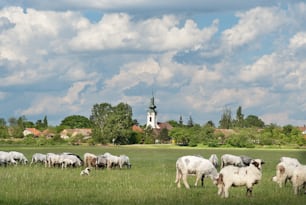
[0,145,305,205]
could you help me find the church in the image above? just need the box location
[145,94,173,143]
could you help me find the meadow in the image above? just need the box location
[0,145,305,205]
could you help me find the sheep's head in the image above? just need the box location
[251,159,265,170]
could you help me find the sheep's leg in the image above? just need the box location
[182,174,190,189]
[223,185,230,198]
[194,173,200,187]
[201,174,205,187]
[246,187,253,197]
[217,184,224,196]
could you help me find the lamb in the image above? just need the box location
[272,161,297,188]
[291,165,306,195]
[217,159,264,198]
[175,155,219,189]
[80,167,91,176]
[220,154,244,168]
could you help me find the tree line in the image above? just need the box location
[0,103,305,147]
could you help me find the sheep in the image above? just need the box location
[240,155,253,166]
[209,154,219,168]
[9,151,28,165]
[272,161,297,188]
[45,153,61,167]
[61,158,74,169]
[80,167,91,176]
[84,153,97,168]
[96,154,108,169]
[175,155,219,189]
[106,153,120,169]
[0,151,17,166]
[217,159,264,198]
[59,153,82,167]
[119,155,131,169]
[220,154,244,168]
[280,157,301,167]
[291,165,306,195]
[30,153,46,166]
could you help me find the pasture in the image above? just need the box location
[0,145,305,205]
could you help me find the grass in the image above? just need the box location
[0,145,305,205]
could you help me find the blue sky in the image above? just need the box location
[1,0,306,126]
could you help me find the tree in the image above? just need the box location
[219,107,232,129]
[234,106,244,127]
[244,115,265,128]
[60,115,92,128]
[90,102,133,144]
[90,103,112,143]
[0,118,9,138]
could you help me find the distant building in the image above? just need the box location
[23,128,41,137]
[146,94,159,129]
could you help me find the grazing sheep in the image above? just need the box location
[61,158,74,169]
[45,153,61,168]
[96,155,108,169]
[119,155,131,169]
[217,159,264,198]
[59,153,82,167]
[9,151,28,165]
[220,154,244,168]
[175,155,219,189]
[291,165,306,195]
[84,153,97,167]
[0,151,17,166]
[80,167,91,176]
[106,153,120,169]
[30,153,46,166]
[209,154,219,168]
[272,161,296,188]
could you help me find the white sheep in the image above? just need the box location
[9,151,28,165]
[291,165,306,195]
[30,153,46,166]
[220,154,244,168]
[280,157,301,167]
[272,161,296,188]
[217,159,264,198]
[175,155,219,189]
[119,155,131,168]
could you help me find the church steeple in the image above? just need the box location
[146,93,159,129]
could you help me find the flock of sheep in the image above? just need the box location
[0,150,131,175]
[175,154,306,198]
[1,150,305,198]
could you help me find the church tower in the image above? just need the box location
[146,94,159,129]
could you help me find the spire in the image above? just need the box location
[148,93,156,111]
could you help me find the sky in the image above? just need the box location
[1,0,306,126]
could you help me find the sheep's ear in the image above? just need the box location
[261,160,265,165]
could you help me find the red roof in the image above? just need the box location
[132,125,143,133]
[25,128,41,136]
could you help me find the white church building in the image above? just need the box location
[146,94,160,129]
